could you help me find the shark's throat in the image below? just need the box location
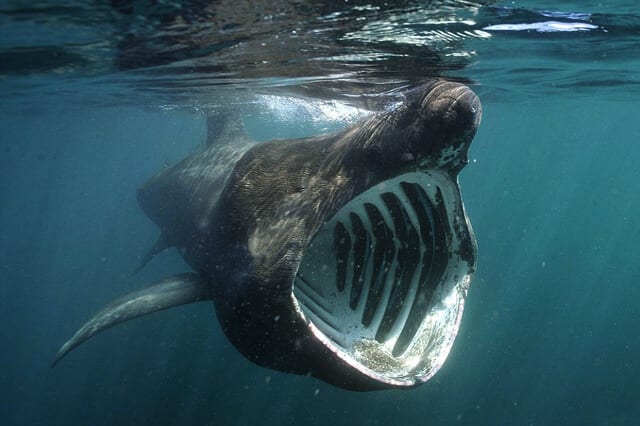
[293,171,474,385]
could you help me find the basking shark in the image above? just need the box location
[53,80,481,391]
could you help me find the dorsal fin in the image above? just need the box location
[206,110,247,147]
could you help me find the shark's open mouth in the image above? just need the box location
[293,171,475,385]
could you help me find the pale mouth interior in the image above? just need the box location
[293,171,472,385]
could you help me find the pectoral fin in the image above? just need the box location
[132,232,170,275]
[52,273,211,367]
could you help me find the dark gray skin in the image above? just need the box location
[53,80,481,391]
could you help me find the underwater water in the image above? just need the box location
[1,1,639,425]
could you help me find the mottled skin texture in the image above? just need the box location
[136,80,481,390]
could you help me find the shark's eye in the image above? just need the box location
[293,171,475,386]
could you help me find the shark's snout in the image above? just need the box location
[424,81,481,132]
[414,81,482,168]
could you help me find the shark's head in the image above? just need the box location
[212,80,481,390]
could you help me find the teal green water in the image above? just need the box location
[2,97,637,425]
[1,1,639,425]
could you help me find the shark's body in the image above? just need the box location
[54,80,481,391]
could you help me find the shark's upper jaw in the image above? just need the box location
[352,81,481,180]
[292,169,476,387]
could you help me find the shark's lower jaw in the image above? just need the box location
[293,171,475,386]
